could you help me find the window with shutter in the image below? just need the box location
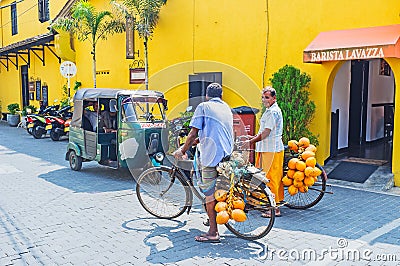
[38,0,49,23]
[11,3,17,35]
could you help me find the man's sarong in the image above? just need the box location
[198,166,218,197]
[255,151,284,203]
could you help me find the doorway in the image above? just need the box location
[21,65,29,107]
[348,60,369,147]
[331,59,394,163]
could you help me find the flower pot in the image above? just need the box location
[7,114,20,127]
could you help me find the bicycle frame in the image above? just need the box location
[167,165,206,215]
[164,160,278,216]
[136,154,278,240]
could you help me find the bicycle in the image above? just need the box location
[136,138,330,240]
[235,135,331,210]
[136,153,277,240]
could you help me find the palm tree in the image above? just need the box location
[111,0,167,90]
[52,0,125,88]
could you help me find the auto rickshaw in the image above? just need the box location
[66,88,169,171]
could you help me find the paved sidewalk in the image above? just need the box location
[0,121,400,265]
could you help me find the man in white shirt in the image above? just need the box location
[246,86,284,217]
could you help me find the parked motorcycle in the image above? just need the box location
[27,104,60,139]
[47,105,73,141]
[25,106,47,135]
[26,105,52,135]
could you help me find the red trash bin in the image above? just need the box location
[232,106,259,164]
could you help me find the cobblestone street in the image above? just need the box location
[1,121,399,265]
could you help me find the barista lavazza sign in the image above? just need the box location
[304,46,385,63]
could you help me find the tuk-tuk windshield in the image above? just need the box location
[122,96,165,122]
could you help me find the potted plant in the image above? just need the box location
[7,103,20,127]
[21,105,36,116]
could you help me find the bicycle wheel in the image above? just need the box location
[136,166,192,219]
[284,163,327,209]
[225,183,275,240]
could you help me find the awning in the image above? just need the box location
[0,32,55,55]
[0,32,61,70]
[303,24,400,63]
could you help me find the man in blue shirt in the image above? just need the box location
[174,83,234,243]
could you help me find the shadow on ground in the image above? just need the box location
[38,166,135,193]
[123,217,267,264]
[124,191,400,265]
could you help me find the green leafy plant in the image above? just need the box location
[179,110,194,128]
[60,84,69,107]
[112,0,167,90]
[60,81,82,107]
[21,105,37,116]
[7,103,20,115]
[74,81,82,91]
[52,0,125,88]
[167,109,193,153]
[269,65,319,146]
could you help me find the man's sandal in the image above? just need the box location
[195,233,220,243]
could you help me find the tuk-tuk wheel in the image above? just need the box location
[69,150,82,171]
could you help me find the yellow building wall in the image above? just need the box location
[386,58,400,186]
[1,0,400,183]
[0,0,68,45]
[0,50,70,110]
[0,0,70,110]
[265,0,400,179]
[72,0,266,122]
[266,0,400,164]
[91,0,400,165]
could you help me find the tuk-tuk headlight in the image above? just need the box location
[155,152,164,162]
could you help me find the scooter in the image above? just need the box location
[47,105,73,141]
[26,104,60,135]
[28,105,59,139]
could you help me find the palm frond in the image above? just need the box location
[112,0,166,39]
[51,0,127,87]
[72,0,95,23]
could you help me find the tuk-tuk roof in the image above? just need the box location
[74,88,165,101]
